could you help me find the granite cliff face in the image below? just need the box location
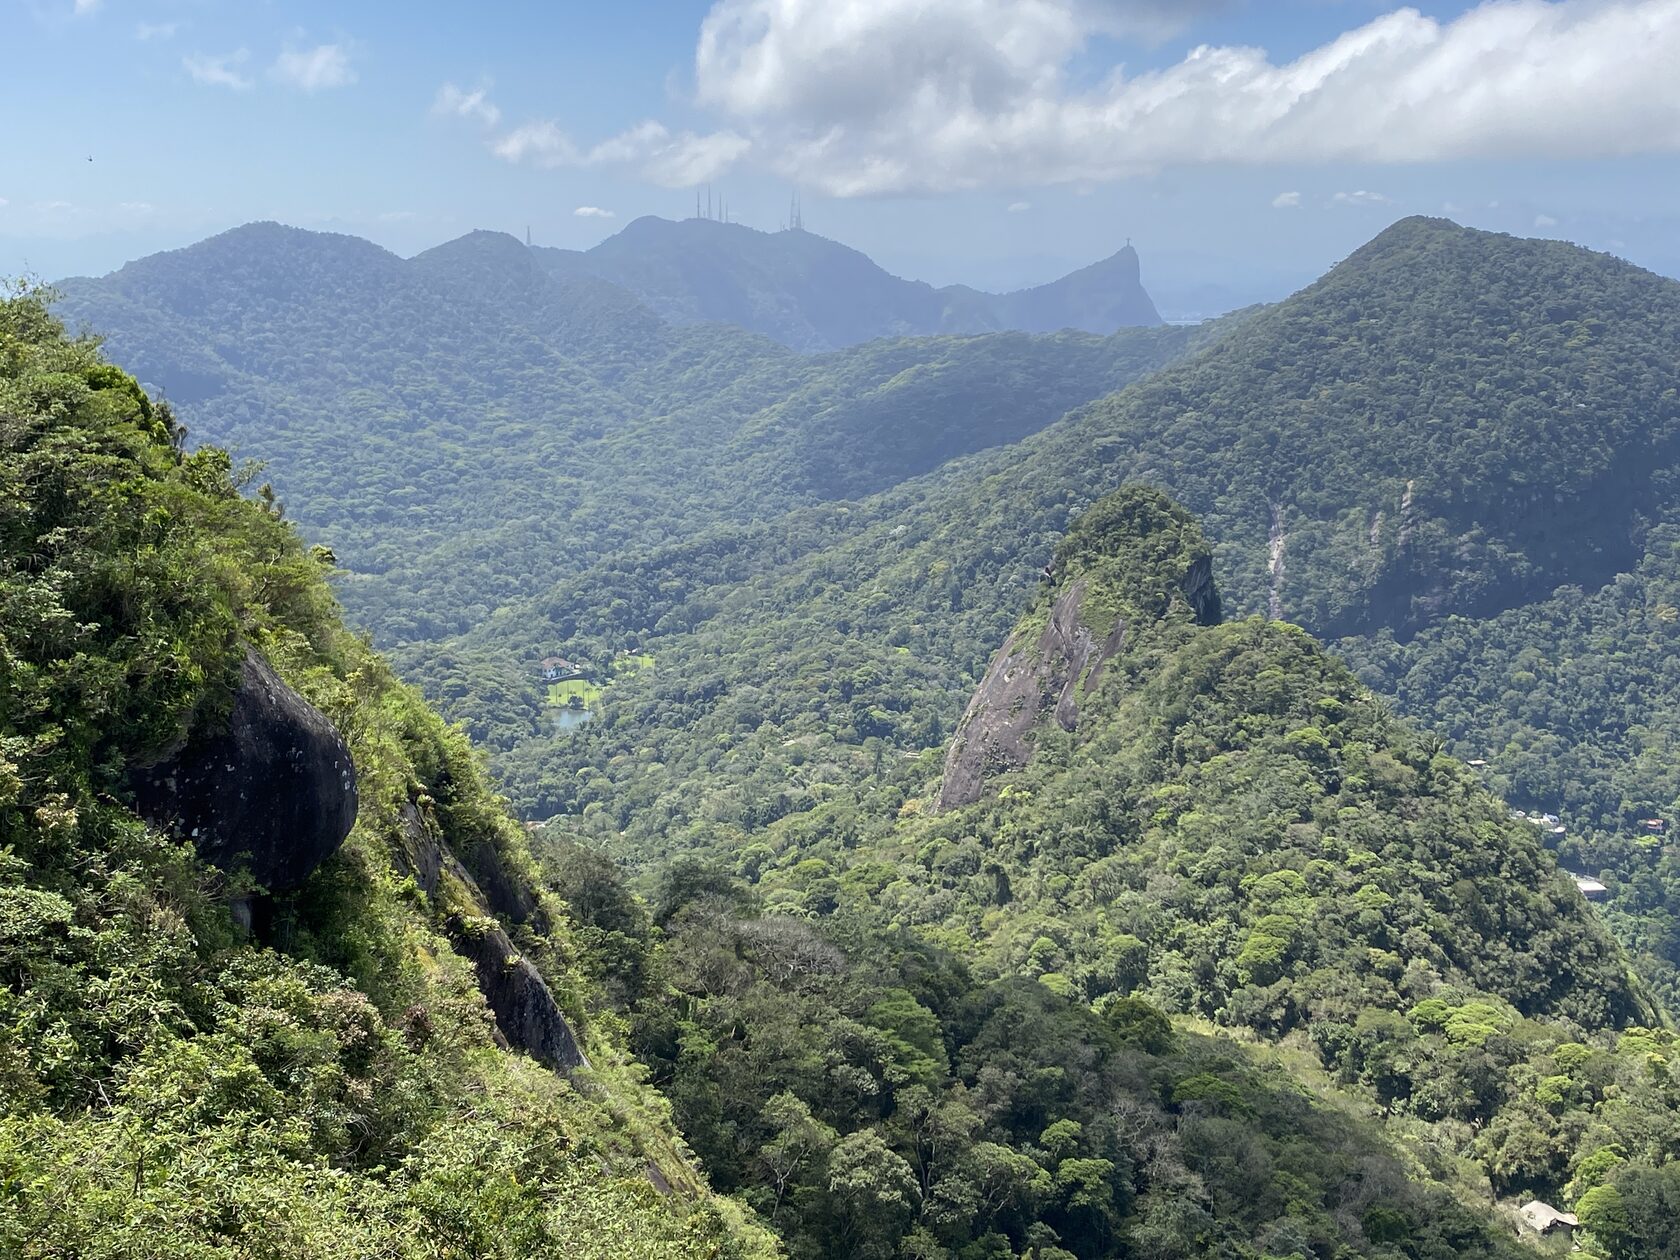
[394,799,589,1072]
[937,487,1220,810]
[130,644,590,1075]
[129,649,358,891]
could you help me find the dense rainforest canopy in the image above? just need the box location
[0,286,774,1257]
[41,212,1680,1259]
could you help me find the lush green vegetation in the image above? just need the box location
[46,215,1680,1258]
[519,489,1680,1260]
[1342,531,1680,1011]
[0,286,773,1256]
[57,223,1196,648]
[425,218,1680,1031]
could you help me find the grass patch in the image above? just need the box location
[548,679,604,707]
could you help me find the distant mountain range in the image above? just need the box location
[535,215,1163,350]
[38,211,1680,1254]
[53,220,1195,649]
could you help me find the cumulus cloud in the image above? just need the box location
[433,83,500,127]
[1331,190,1391,207]
[1272,190,1301,209]
[272,43,356,92]
[183,50,252,90]
[491,121,578,166]
[574,206,618,218]
[494,118,749,186]
[670,0,1680,196]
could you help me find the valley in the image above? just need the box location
[16,207,1680,1258]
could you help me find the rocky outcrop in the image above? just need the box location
[129,649,357,891]
[937,486,1224,812]
[937,579,1123,811]
[1181,552,1221,627]
[394,798,590,1073]
[447,914,588,1073]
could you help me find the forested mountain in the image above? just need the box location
[55,221,1197,646]
[42,214,1680,1255]
[410,217,1680,1026]
[530,488,1679,1260]
[62,218,1680,1001]
[0,288,774,1255]
[536,215,1163,351]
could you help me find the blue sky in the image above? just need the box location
[5,0,1679,317]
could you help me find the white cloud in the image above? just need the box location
[183,50,252,91]
[1272,190,1301,209]
[492,121,579,166]
[1331,190,1392,207]
[493,118,749,186]
[135,21,178,41]
[74,0,100,15]
[433,83,500,128]
[116,201,156,214]
[271,44,356,93]
[665,0,1680,196]
[1007,200,1032,212]
[1535,213,1559,228]
[0,197,9,209]
[574,206,618,219]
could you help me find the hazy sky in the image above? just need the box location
[6,0,1680,316]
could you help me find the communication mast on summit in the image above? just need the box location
[692,186,734,224]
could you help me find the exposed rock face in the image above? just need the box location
[1180,553,1221,627]
[129,649,357,891]
[937,487,1223,812]
[937,579,1125,812]
[394,799,590,1073]
[447,916,589,1073]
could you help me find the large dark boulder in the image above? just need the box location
[129,649,357,891]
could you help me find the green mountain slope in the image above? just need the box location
[537,216,1162,352]
[453,220,1680,1003]
[528,488,1677,1259]
[0,288,775,1256]
[55,223,1196,648]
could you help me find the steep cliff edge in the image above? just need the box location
[938,485,1220,809]
[0,288,773,1256]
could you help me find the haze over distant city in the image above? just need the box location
[7,0,1680,318]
